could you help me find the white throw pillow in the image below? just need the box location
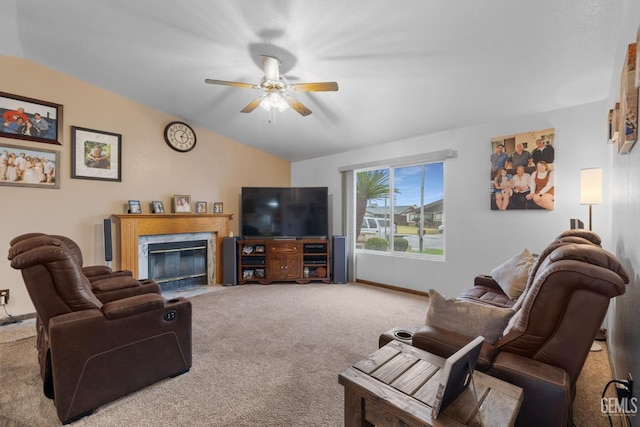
[426,289,515,344]
[490,248,536,300]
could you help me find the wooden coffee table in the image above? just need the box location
[339,340,523,427]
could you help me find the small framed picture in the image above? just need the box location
[213,202,223,213]
[128,200,141,214]
[254,268,265,278]
[195,201,208,213]
[173,194,191,213]
[255,245,265,254]
[243,269,254,279]
[152,200,164,214]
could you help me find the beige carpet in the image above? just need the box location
[0,283,619,426]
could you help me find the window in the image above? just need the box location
[355,162,444,257]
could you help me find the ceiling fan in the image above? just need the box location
[205,55,338,117]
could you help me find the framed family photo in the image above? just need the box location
[618,43,638,154]
[195,201,208,213]
[173,195,191,213]
[213,202,223,213]
[152,201,165,214]
[128,200,142,214]
[0,142,60,189]
[71,126,122,182]
[0,92,62,145]
[490,128,555,211]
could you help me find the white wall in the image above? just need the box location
[292,100,612,297]
[605,0,640,398]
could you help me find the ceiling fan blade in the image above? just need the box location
[284,96,312,116]
[261,55,280,81]
[240,96,266,113]
[290,82,338,92]
[204,79,258,89]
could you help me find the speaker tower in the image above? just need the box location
[103,218,113,263]
[331,235,347,284]
[222,237,238,285]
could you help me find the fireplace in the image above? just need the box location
[148,240,208,292]
[138,232,216,292]
[111,213,232,285]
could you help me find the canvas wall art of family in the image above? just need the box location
[490,128,555,211]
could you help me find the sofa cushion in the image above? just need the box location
[490,248,536,300]
[426,289,515,344]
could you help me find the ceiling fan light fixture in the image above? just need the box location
[205,54,337,117]
[260,91,289,112]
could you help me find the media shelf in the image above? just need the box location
[237,238,331,284]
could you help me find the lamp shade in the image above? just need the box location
[580,168,603,205]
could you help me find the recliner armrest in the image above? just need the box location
[473,274,503,292]
[83,265,114,277]
[85,267,133,282]
[91,276,143,293]
[487,352,571,427]
[412,325,497,371]
[102,294,166,320]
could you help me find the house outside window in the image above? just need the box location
[355,162,444,258]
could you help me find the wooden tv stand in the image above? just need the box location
[237,238,331,284]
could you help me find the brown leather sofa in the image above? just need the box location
[380,230,629,427]
[8,235,192,424]
[455,229,605,310]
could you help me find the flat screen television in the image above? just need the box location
[241,187,329,239]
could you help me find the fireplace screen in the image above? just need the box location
[148,240,207,292]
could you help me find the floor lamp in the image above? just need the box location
[580,168,603,231]
[580,168,604,351]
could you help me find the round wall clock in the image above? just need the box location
[163,121,197,152]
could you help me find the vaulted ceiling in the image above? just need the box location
[2,0,625,161]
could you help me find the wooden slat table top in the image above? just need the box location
[339,340,524,427]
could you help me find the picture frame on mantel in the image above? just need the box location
[213,202,223,213]
[71,126,122,181]
[151,200,165,214]
[195,201,208,213]
[0,91,63,145]
[173,195,191,213]
[128,200,142,214]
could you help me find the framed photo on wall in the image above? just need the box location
[618,43,638,154]
[173,195,191,213]
[71,126,122,181]
[0,91,63,145]
[490,128,555,211]
[0,142,60,189]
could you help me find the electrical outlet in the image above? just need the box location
[0,289,9,305]
[615,373,634,413]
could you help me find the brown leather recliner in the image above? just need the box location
[384,231,629,427]
[8,235,192,424]
[9,233,161,302]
